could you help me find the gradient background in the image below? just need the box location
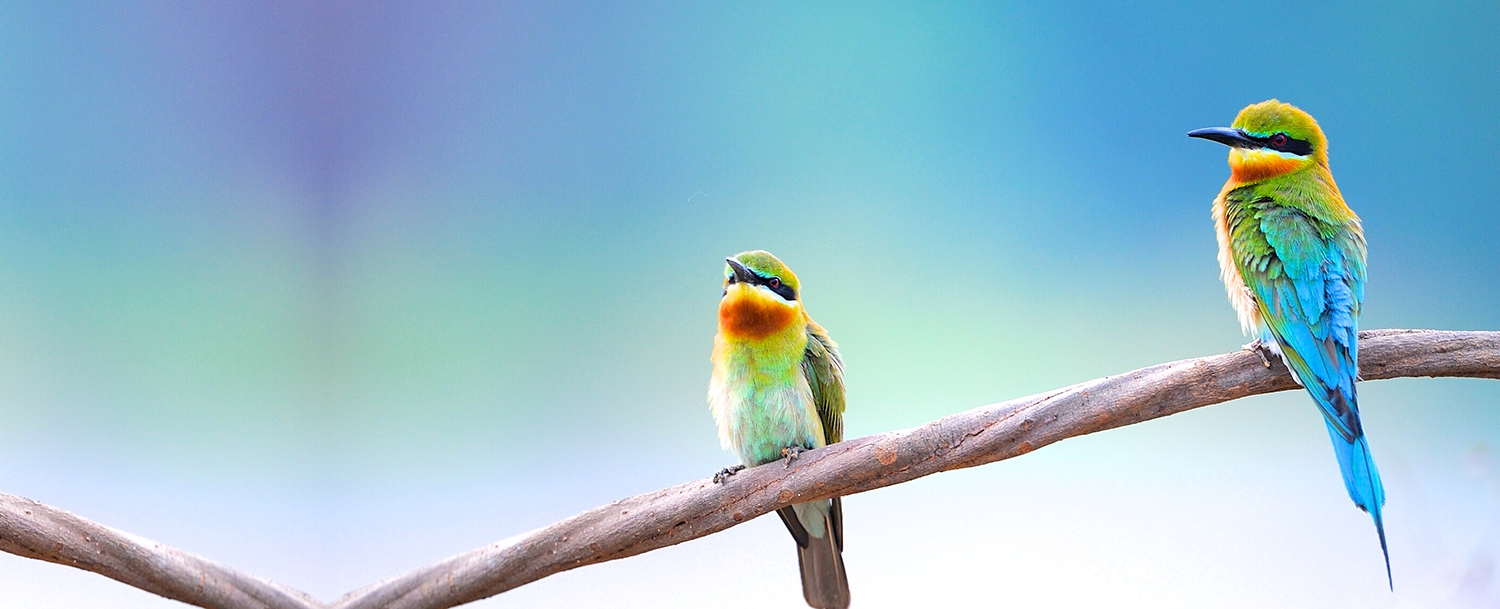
[2,2,1498,607]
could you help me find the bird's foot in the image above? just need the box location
[781,446,807,468]
[1242,339,1272,368]
[713,465,745,484]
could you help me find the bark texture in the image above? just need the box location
[0,494,319,609]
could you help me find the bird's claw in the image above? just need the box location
[1242,339,1272,368]
[781,446,807,468]
[713,465,745,484]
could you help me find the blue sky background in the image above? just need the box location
[2,2,1498,607]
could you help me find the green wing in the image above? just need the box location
[801,321,846,446]
[1224,186,1367,440]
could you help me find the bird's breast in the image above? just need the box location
[707,352,822,466]
[1213,191,1265,336]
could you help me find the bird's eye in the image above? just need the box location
[1272,133,1288,147]
[768,277,780,288]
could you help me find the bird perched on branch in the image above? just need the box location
[709,250,849,609]
[1190,100,1389,586]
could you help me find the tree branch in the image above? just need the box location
[2,329,1495,609]
[329,329,1500,609]
[0,493,320,609]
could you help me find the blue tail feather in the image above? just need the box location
[1324,419,1390,589]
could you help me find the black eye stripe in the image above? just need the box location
[731,269,799,301]
[1248,132,1314,156]
[768,281,797,301]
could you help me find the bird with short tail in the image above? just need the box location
[708,250,850,609]
[1190,100,1390,587]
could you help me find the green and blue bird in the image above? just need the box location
[1190,100,1389,585]
[709,250,849,609]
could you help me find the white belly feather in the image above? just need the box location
[708,364,823,467]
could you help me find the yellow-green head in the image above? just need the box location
[1189,99,1329,184]
[718,250,805,341]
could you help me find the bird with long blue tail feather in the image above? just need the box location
[1190,100,1390,588]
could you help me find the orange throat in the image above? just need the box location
[1228,149,1310,183]
[718,290,799,340]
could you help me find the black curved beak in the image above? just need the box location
[725,257,756,284]
[1188,127,1257,149]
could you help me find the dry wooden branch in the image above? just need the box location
[1,329,1495,609]
[0,493,320,609]
[329,329,1499,609]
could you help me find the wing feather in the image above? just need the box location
[802,321,845,446]
[1228,189,1366,441]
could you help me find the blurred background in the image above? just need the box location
[2,1,1498,607]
